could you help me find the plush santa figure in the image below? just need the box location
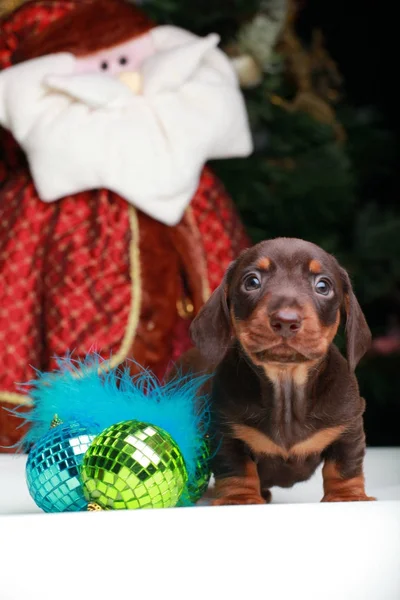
[0,0,252,448]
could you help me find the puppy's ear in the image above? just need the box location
[340,268,371,371]
[190,262,235,365]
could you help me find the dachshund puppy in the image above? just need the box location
[189,237,374,505]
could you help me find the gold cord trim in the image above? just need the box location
[0,206,141,405]
[0,391,32,407]
[106,205,141,369]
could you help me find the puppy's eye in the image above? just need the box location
[315,278,332,296]
[119,56,128,65]
[100,61,109,70]
[244,275,261,291]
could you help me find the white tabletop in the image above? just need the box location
[0,448,399,600]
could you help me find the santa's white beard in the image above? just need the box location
[0,26,252,225]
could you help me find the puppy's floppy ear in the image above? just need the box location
[190,262,235,365]
[340,268,371,371]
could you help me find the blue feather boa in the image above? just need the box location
[9,355,212,505]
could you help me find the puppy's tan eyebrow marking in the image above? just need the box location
[256,257,271,270]
[309,259,322,274]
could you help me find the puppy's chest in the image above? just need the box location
[231,381,344,460]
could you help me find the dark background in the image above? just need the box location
[298,0,397,134]
[298,0,399,445]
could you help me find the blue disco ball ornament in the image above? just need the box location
[26,421,97,512]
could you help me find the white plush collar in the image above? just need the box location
[0,26,252,225]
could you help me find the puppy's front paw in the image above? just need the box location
[322,492,376,503]
[322,461,376,503]
[212,494,266,506]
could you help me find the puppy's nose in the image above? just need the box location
[270,309,302,338]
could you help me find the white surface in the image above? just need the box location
[0,448,399,600]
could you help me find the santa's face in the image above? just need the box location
[74,34,155,76]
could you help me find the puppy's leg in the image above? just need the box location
[321,419,375,502]
[212,438,266,506]
[214,462,266,506]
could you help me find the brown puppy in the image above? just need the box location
[188,237,375,505]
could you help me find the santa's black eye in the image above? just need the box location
[100,61,109,70]
[244,274,261,291]
[119,56,128,65]
[315,278,332,296]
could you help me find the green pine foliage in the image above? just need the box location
[145,0,261,38]
[212,94,356,253]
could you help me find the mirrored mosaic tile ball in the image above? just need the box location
[190,439,212,502]
[82,420,188,510]
[26,422,97,513]
[178,438,211,505]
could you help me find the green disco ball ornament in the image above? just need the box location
[178,438,211,505]
[189,439,212,503]
[81,420,188,510]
